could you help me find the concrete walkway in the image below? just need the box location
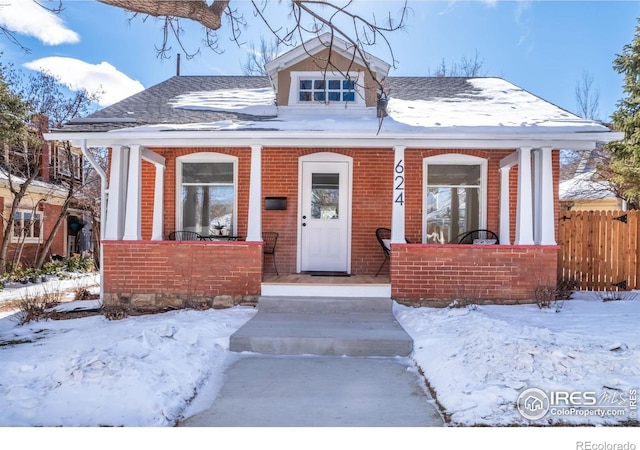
[179,355,445,427]
[179,296,445,427]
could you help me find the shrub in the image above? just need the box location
[15,284,63,325]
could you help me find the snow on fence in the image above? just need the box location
[558,210,639,291]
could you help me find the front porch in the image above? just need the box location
[101,238,559,310]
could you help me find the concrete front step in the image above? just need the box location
[229,296,413,357]
[257,296,392,314]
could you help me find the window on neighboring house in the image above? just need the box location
[423,155,487,244]
[58,147,71,176]
[51,146,82,181]
[72,154,82,180]
[12,210,43,243]
[177,154,237,236]
[298,78,357,103]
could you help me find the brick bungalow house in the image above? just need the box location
[46,34,622,309]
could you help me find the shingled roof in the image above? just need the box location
[55,76,490,133]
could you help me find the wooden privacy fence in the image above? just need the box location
[558,210,640,291]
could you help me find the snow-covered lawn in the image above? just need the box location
[395,293,639,426]
[0,285,638,430]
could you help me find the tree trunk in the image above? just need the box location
[0,176,38,273]
[34,197,73,269]
[98,0,229,30]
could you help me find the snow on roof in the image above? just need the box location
[139,77,607,135]
[559,170,616,200]
[169,87,277,117]
[386,78,597,129]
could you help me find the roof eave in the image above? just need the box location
[44,129,623,151]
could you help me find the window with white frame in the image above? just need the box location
[72,154,82,180]
[177,154,237,236]
[298,78,356,103]
[290,71,364,106]
[51,146,82,181]
[12,210,43,243]
[423,155,487,244]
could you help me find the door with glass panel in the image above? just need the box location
[300,161,350,272]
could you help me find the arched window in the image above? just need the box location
[176,153,237,236]
[423,154,487,244]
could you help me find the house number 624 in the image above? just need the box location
[394,159,404,205]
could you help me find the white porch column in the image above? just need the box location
[515,146,534,245]
[533,149,542,244]
[105,145,129,240]
[246,144,262,242]
[539,146,557,245]
[391,146,406,244]
[151,164,165,240]
[122,145,142,241]
[499,166,511,245]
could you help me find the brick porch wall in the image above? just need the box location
[102,240,262,310]
[391,243,559,307]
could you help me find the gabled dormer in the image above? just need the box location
[265,33,390,114]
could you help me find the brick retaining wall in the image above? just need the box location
[102,240,262,310]
[391,244,559,307]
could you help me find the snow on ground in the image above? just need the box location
[395,292,640,426]
[0,273,100,315]
[0,285,638,429]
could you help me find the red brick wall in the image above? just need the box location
[141,160,155,240]
[42,203,65,256]
[391,243,559,305]
[261,147,394,274]
[140,147,251,240]
[404,149,515,243]
[102,240,262,308]
[2,201,66,267]
[136,147,560,276]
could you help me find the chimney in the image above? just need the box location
[176,54,181,76]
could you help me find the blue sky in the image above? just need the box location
[1,0,638,121]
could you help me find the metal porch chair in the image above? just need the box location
[375,227,392,277]
[262,232,279,275]
[168,231,203,241]
[457,229,499,245]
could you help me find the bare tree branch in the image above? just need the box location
[98,0,229,30]
[575,70,600,120]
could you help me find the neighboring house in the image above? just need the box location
[46,34,622,309]
[559,147,625,211]
[0,116,87,268]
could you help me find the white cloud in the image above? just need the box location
[0,0,80,45]
[23,57,145,106]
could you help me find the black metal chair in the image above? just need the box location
[168,231,203,241]
[262,232,279,275]
[375,227,392,277]
[457,229,499,245]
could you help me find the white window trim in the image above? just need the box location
[422,154,488,244]
[175,152,238,235]
[287,71,366,109]
[12,209,44,244]
[72,154,82,180]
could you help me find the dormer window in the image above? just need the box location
[289,71,365,108]
[299,78,356,103]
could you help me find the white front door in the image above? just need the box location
[300,160,350,272]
